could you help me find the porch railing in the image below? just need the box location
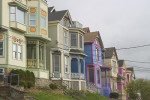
[102,82,111,88]
[71,73,84,79]
[39,60,44,68]
[27,59,36,68]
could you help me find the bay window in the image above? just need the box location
[30,14,36,26]
[71,33,77,47]
[10,6,26,24]
[0,41,4,57]
[53,55,60,72]
[41,16,46,29]
[65,56,69,73]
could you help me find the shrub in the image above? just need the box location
[49,83,58,90]
[110,92,119,99]
[27,81,34,88]
[19,80,27,88]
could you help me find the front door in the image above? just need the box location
[88,68,94,83]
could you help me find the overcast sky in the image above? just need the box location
[48,0,150,79]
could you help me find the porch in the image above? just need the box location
[27,40,46,69]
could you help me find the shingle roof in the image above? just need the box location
[48,7,55,13]
[118,60,124,67]
[104,47,115,58]
[84,31,99,42]
[48,10,68,21]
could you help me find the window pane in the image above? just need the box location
[41,16,46,28]
[30,20,36,26]
[30,14,36,26]
[80,35,82,48]
[10,7,16,13]
[18,53,22,60]
[0,42,3,49]
[71,34,77,46]
[54,55,59,72]
[13,52,17,59]
[0,49,3,56]
[18,45,22,53]
[10,14,15,21]
[17,9,25,24]
[13,44,17,51]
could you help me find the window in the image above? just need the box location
[0,41,4,57]
[127,74,130,82]
[30,14,36,26]
[71,58,78,73]
[97,70,100,84]
[41,16,46,29]
[80,59,84,73]
[113,61,116,73]
[65,56,69,73]
[10,6,26,24]
[18,45,22,60]
[64,30,68,46]
[54,55,60,72]
[71,33,77,47]
[96,48,99,62]
[13,44,22,60]
[79,35,82,48]
[13,44,17,59]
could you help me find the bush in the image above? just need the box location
[9,69,35,88]
[110,92,119,99]
[27,81,34,88]
[49,83,58,90]
[19,80,27,88]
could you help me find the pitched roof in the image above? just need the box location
[118,60,124,67]
[48,7,55,13]
[84,31,99,42]
[83,27,90,33]
[127,67,134,72]
[104,47,118,60]
[48,10,68,21]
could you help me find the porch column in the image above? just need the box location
[105,69,107,86]
[44,43,46,69]
[83,59,85,79]
[100,68,102,87]
[36,40,39,68]
[109,70,110,87]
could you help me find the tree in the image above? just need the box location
[126,79,150,100]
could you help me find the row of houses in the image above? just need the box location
[0,0,135,99]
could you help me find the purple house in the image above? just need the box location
[83,28,111,97]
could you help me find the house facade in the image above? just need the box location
[69,21,87,90]
[117,60,127,100]
[103,47,119,93]
[0,0,50,80]
[84,30,111,97]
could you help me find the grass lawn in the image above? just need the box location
[28,91,111,100]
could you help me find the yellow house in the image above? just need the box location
[0,0,51,81]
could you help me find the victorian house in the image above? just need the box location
[84,28,111,97]
[0,0,50,80]
[69,21,87,90]
[103,47,119,93]
[118,60,127,100]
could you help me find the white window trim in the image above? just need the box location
[0,41,4,57]
[12,43,23,60]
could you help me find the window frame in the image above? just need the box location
[13,43,23,60]
[10,6,26,25]
[41,16,46,29]
[29,13,36,26]
[70,33,77,47]
[53,55,60,73]
[0,41,4,57]
[79,35,83,48]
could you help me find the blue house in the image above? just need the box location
[83,28,111,97]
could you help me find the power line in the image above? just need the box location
[116,44,150,50]
[125,60,150,64]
